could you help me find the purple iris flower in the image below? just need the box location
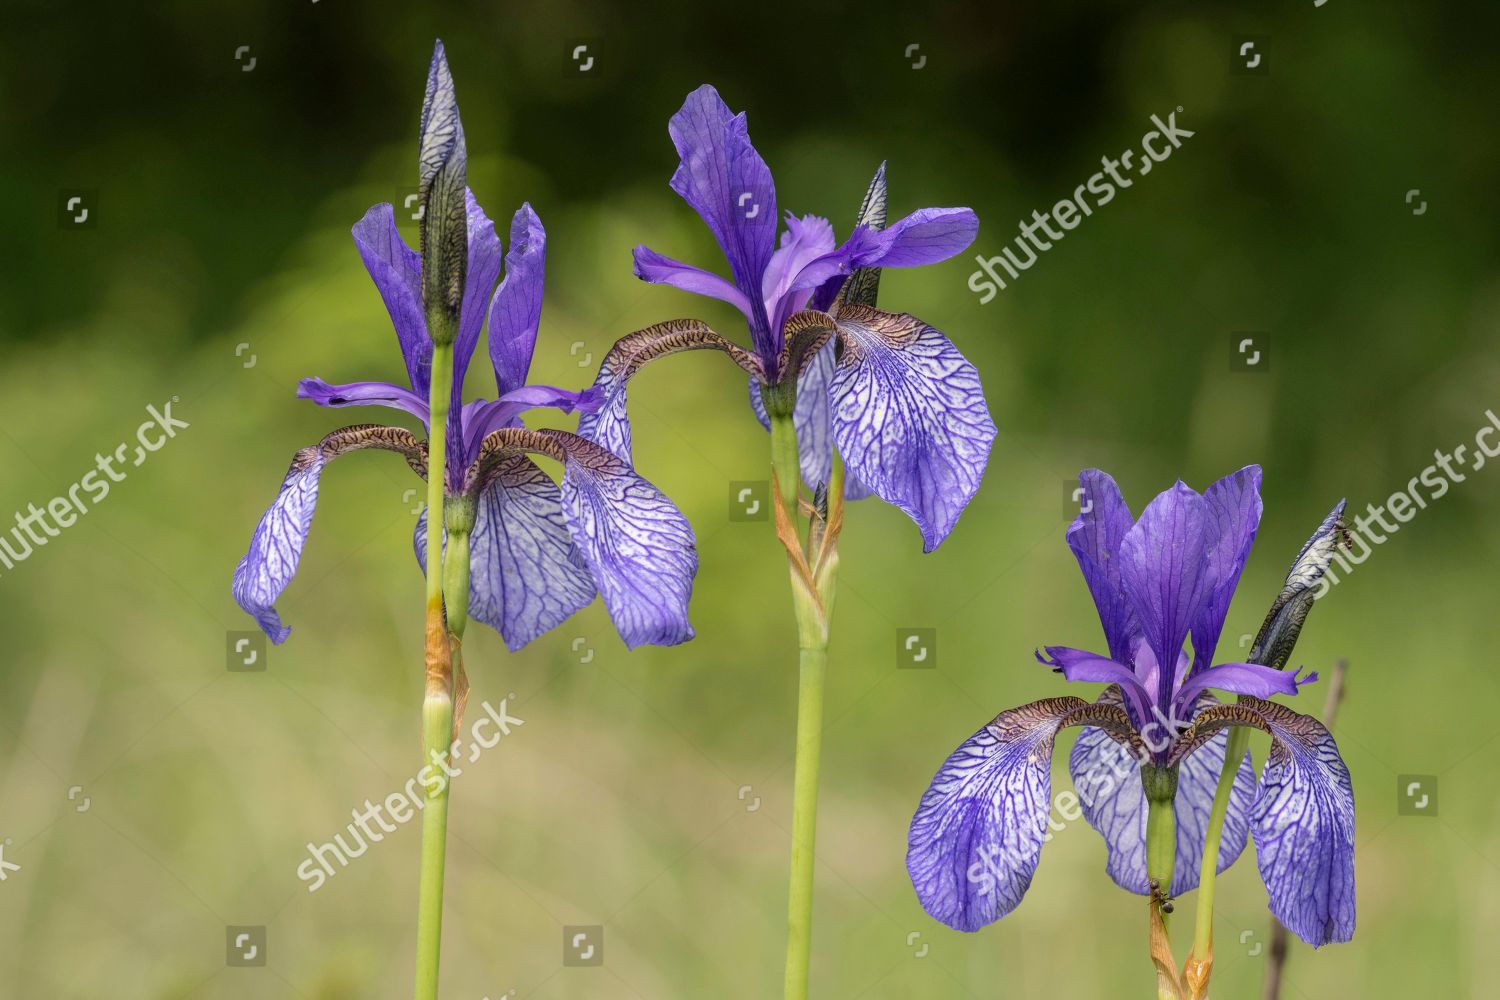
[231,49,696,652]
[907,466,1356,947]
[578,85,996,550]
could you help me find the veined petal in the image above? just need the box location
[231,425,427,643]
[577,319,764,462]
[855,206,979,268]
[1071,693,1256,896]
[827,304,996,551]
[1066,469,1138,662]
[665,85,778,357]
[488,203,545,396]
[472,428,698,648]
[415,455,595,651]
[1174,697,1356,946]
[351,203,429,393]
[1119,482,1212,709]
[460,384,602,464]
[632,246,757,321]
[297,378,430,422]
[762,214,836,324]
[1036,646,1151,726]
[1191,465,1263,669]
[1174,662,1317,713]
[907,697,1134,932]
[454,190,504,395]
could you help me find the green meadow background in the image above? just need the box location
[3,2,1498,997]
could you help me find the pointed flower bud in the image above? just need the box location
[418,39,468,343]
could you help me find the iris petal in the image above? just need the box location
[632,246,757,321]
[351,204,429,394]
[1191,465,1263,669]
[232,425,427,643]
[296,378,430,422]
[1066,469,1138,662]
[827,305,995,551]
[487,203,546,397]
[1070,694,1256,896]
[415,455,595,651]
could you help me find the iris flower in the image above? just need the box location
[907,466,1356,952]
[231,58,695,653]
[578,85,996,548]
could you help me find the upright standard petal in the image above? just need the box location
[472,428,698,648]
[826,304,996,551]
[488,203,546,397]
[1190,465,1263,669]
[232,425,427,643]
[908,696,1135,932]
[1071,693,1256,896]
[452,190,504,394]
[1118,482,1212,709]
[577,319,765,462]
[415,455,595,651]
[665,85,778,358]
[1066,469,1138,662]
[1175,697,1355,946]
[352,203,429,393]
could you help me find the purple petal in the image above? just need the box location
[545,431,698,648]
[762,214,836,317]
[577,320,764,462]
[460,385,601,464]
[296,378,430,422]
[907,699,1082,932]
[1175,662,1317,714]
[1118,482,1212,709]
[488,204,546,396]
[1071,698,1255,896]
[415,456,595,651]
[352,203,429,393]
[1036,647,1151,726]
[632,246,757,321]
[1243,699,1357,946]
[1066,469,1138,662]
[232,449,323,644]
[450,189,504,403]
[852,206,979,268]
[828,305,996,551]
[665,85,778,358]
[231,426,426,644]
[1191,466,1263,669]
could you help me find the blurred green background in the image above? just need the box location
[3,1,1499,997]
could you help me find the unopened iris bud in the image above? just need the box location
[417,40,468,344]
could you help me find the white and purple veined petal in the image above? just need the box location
[577,320,765,463]
[664,85,778,359]
[470,429,699,648]
[232,425,427,644]
[415,455,595,652]
[1070,693,1256,896]
[1173,696,1356,947]
[908,696,1136,932]
[826,304,996,551]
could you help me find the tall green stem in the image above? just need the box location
[1190,726,1249,963]
[1144,767,1180,1000]
[414,341,457,1000]
[769,404,837,1000]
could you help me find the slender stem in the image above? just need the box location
[1189,726,1250,961]
[769,407,801,531]
[783,645,827,1000]
[1144,768,1180,1000]
[414,341,456,1000]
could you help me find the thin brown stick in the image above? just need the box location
[1263,657,1348,1000]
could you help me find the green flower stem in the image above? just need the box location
[414,339,457,1000]
[769,406,838,1000]
[1189,726,1250,966]
[1144,767,1179,1000]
